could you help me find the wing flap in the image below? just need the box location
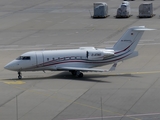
[57,67,109,72]
[57,63,117,72]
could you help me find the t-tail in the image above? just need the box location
[107,26,155,62]
[113,26,155,53]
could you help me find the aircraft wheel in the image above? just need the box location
[18,71,22,79]
[78,72,83,78]
[70,70,77,76]
[18,75,22,79]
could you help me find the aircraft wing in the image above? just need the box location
[57,63,117,72]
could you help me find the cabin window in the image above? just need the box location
[70,57,75,60]
[60,58,64,60]
[76,56,81,59]
[65,57,70,60]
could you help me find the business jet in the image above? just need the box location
[4,26,154,79]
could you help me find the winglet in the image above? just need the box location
[109,63,117,71]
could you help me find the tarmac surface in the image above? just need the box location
[0,0,160,120]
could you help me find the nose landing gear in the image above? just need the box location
[18,71,22,79]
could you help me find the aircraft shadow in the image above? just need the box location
[3,72,140,83]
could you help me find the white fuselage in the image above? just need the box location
[4,47,135,72]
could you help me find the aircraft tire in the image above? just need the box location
[70,70,77,76]
[18,71,22,79]
[18,75,22,79]
[78,73,83,78]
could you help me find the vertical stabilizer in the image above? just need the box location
[113,26,154,52]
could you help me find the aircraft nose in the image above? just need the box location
[4,64,8,69]
[4,62,13,70]
[4,60,18,71]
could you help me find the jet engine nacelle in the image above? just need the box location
[87,50,114,60]
[102,50,115,59]
[87,50,103,60]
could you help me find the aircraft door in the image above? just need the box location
[36,52,44,66]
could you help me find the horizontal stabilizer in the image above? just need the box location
[134,28,156,31]
[131,26,155,31]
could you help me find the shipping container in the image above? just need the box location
[139,2,154,18]
[93,2,108,18]
[116,1,131,18]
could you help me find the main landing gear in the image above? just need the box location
[18,71,22,79]
[69,70,83,78]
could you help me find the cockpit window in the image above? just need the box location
[16,56,31,60]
